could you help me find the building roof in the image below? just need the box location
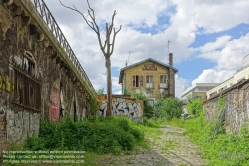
[181,83,220,98]
[118,58,178,84]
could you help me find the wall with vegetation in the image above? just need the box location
[96,95,144,122]
[0,0,96,156]
[204,79,249,134]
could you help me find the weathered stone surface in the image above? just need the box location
[0,0,95,156]
[204,79,249,134]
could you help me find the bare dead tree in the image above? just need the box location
[59,0,122,116]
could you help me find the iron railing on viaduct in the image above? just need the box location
[31,0,96,94]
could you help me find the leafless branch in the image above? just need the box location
[110,25,122,55]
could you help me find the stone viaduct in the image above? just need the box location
[0,0,97,153]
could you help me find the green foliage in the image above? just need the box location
[124,88,130,95]
[218,94,225,110]
[133,92,154,119]
[23,116,144,154]
[96,88,104,95]
[187,99,203,117]
[144,102,154,119]
[89,98,99,113]
[166,111,249,165]
[154,98,183,120]
[133,92,147,100]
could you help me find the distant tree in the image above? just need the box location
[59,0,122,116]
[96,88,104,95]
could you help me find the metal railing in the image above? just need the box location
[31,0,96,94]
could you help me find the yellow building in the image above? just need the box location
[118,54,178,100]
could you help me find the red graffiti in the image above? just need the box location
[50,92,60,122]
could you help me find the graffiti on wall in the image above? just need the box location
[96,98,143,121]
[50,92,60,122]
[0,104,6,143]
[50,79,60,122]
[0,75,12,92]
[6,109,40,143]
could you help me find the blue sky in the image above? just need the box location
[44,0,249,98]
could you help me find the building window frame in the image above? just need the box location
[132,75,139,87]
[146,75,153,88]
[160,75,167,88]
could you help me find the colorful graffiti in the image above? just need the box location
[96,98,143,121]
[50,92,60,122]
[50,79,60,122]
[0,75,11,92]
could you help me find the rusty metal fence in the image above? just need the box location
[31,0,95,94]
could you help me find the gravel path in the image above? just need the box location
[98,125,206,166]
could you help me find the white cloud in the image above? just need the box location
[175,75,189,98]
[197,33,249,71]
[42,0,249,96]
[191,69,235,85]
[198,36,232,53]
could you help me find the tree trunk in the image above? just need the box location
[106,57,112,116]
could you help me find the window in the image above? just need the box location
[132,75,139,87]
[237,77,245,82]
[218,86,227,93]
[160,75,167,88]
[210,91,217,97]
[146,75,153,88]
[13,52,41,111]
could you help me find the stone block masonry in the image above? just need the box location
[0,0,97,157]
[204,79,249,134]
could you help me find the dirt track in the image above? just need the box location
[98,125,206,166]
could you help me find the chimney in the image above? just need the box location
[169,53,173,66]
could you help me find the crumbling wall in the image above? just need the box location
[204,79,249,134]
[0,0,93,155]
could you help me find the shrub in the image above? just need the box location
[154,98,183,120]
[24,116,144,154]
[187,99,203,117]
[133,92,154,119]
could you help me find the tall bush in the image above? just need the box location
[24,116,144,154]
[187,99,203,117]
[134,92,154,119]
[154,98,183,120]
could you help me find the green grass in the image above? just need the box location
[164,113,249,166]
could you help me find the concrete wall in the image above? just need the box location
[0,0,96,155]
[204,79,249,134]
[96,95,144,122]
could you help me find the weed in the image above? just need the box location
[23,116,144,155]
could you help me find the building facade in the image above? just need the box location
[206,54,249,99]
[181,83,219,114]
[182,83,220,102]
[119,54,178,100]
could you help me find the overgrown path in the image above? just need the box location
[98,125,206,166]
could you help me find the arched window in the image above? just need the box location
[13,51,41,111]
